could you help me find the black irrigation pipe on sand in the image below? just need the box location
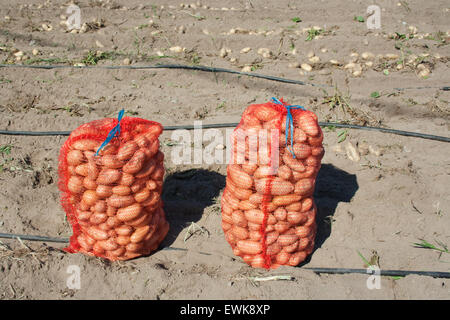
[0,232,69,243]
[0,63,330,88]
[303,267,450,279]
[0,232,210,255]
[321,122,450,143]
[1,232,449,279]
[0,122,449,143]
[1,63,449,91]
[0,62,448,142]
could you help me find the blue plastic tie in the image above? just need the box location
[270,97,306,159]
[95,109,124,156]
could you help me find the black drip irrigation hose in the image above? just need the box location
[0,63,329,88]
[321,122,450,143]
[394,86,450,91]
[1,232,449,279]
[303,268,450,279]
[0,122,449,143]
[0,232,68,243]
[0,233,209,255]
[0,63,448,91]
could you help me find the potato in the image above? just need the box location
[119,172,135,186]
[116,203,143,222]
[293,143,312,159]
[296,114,319,137]
[89,213,108,225]
[72,139,99,151]
[134,160,156,180]
[277,234,299,246]
[255,178,294,196]
[272,194,301,207]
[226,178,252,200]
[87,226,108,241]
[123,150,145,174]
[238,200,257,211]
[68,176,84,194]
[82,190,98,207]
[96,168,121,185]
[231,210,248,228]
[130,225,152,243]
[101,154,125,169]
[107,194,135,208]
[231,225,249,240]
[228,164,253,189]
[287,211,307,225]
[67,150,84,166]
[236,240,263,255]
[117,141,138,161]
[134,188,150,203]
[112,185,132,196]
[244,209,265,224]
[83,177,97,190]
[75,164,89,177]
[115,225,134,236]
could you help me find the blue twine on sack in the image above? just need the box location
[95,109,125,156]
[271,97,306,159]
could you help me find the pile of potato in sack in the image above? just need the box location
[58,98,324,268]
[58,111,169,261]
[221,98,324,269]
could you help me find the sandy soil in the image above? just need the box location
[0,0,449,299]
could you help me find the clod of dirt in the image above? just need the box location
[309,56,320,64]
[331,144,345,154]
[154,263,169,270]
[2,92,38,113]
[257,48,272,58]
[369,145,383,156]
[357,142,370,156]
[319,68,331,75]
[32,168,54,189]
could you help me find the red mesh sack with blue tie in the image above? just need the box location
[58,110,169,261]
[222,98,324,269]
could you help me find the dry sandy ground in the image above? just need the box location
[0,0,449,299]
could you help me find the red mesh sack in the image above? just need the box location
[58,113,169,261]
[222,98,324,269]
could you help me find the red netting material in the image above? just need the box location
[221,99,324,269]
[58,116,169,261]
